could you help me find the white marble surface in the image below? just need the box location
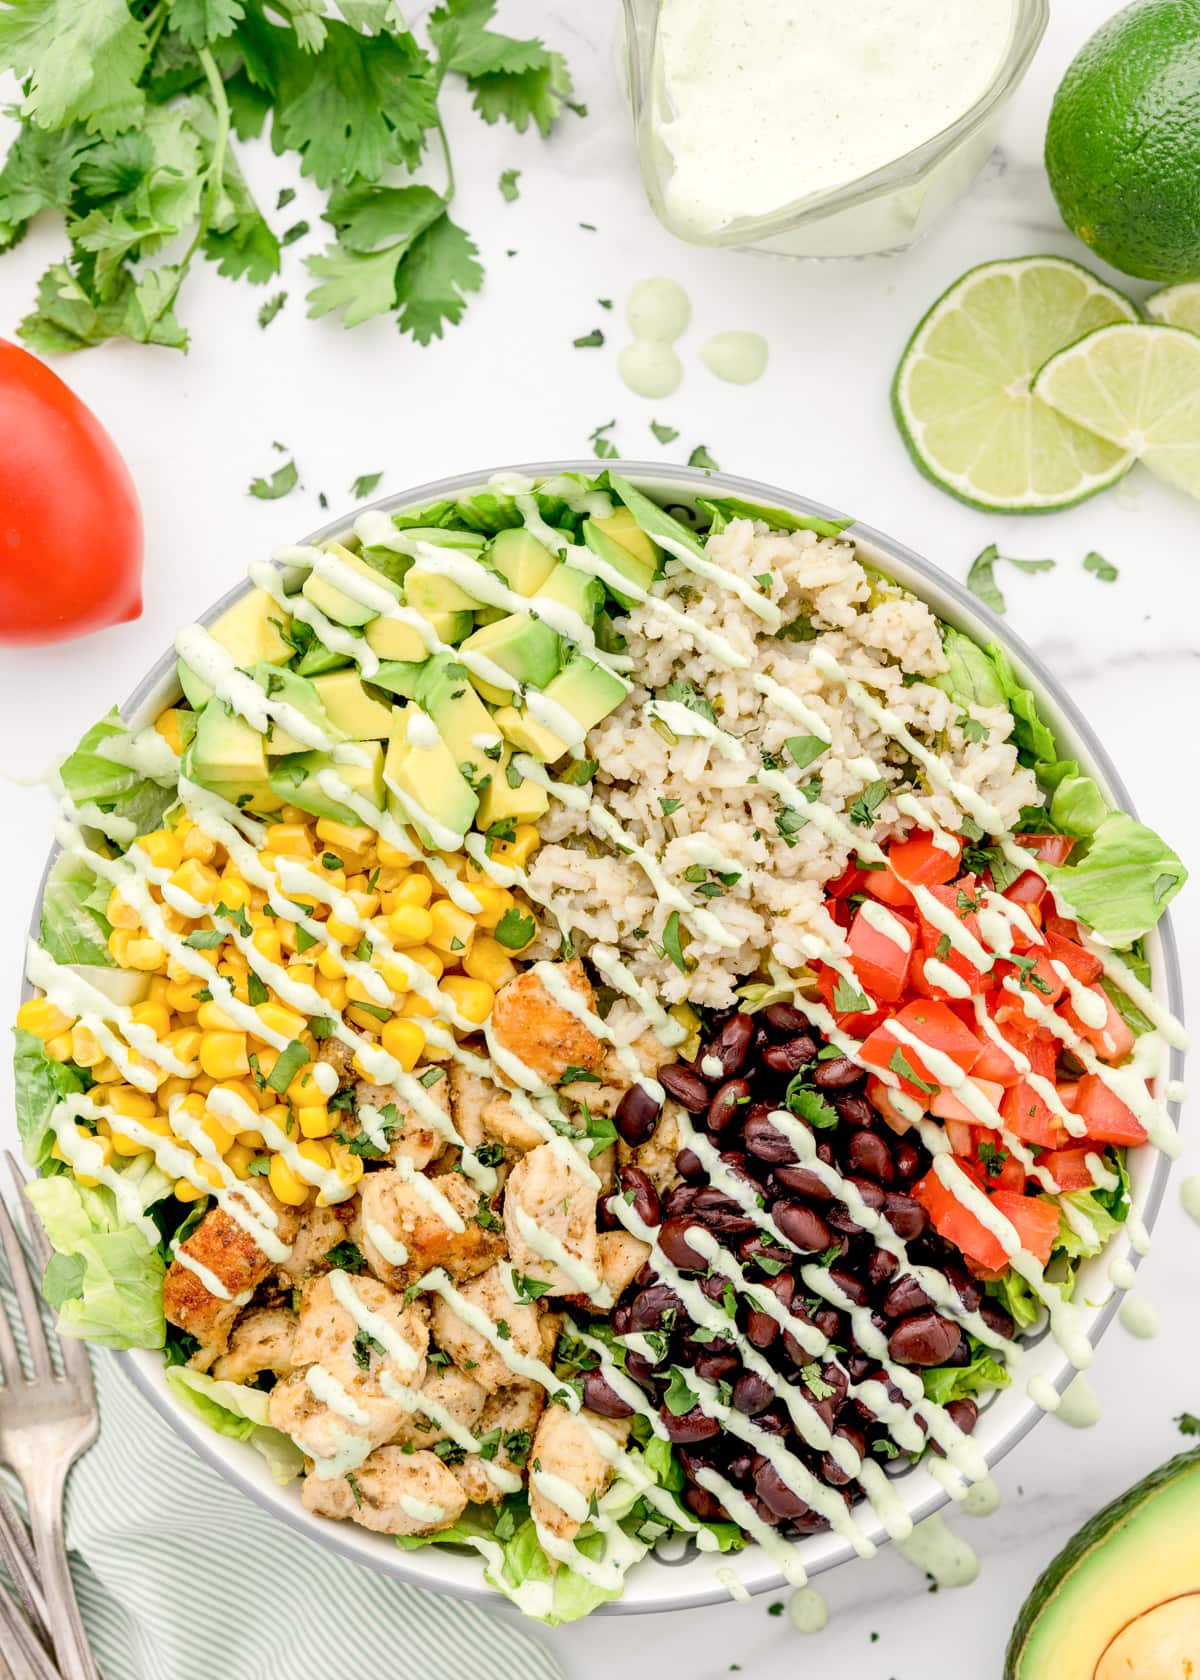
[1,1,1197,1674]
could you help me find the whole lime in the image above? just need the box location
[1045,0,1200,284]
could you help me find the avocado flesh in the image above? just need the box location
[270,742,385,826]
[187,702,282,813]
[176,587,292,708]
[311,670,394,740]
[459,613,562,706]
[302,544,400,628]
[368,661,426,701]
[582,520,657,609]
[1007,1450,1200,1680]
[477,749,550,828]
[492,655,627,763]
[404,564,485,615]
[294,641,353,677]
[416,655,503,782]
[384,708,478,850]
[251,663,345,757]
[590,505,659,571]
[536,562,606,626]
[488,526,557,596]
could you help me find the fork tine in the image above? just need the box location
[0,1200,52,1382]
[0,1579,63,1680]
[1,1156,93,1400]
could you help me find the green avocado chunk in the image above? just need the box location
[176,587,293,708]
[311,671,394,740]
[269,742,385,826]
[302,545,401,628]
[364,606,472,663]
[493,654,628,762]
[536,562,606,626]
[1005,1448,1200,1680]
[404,564,486,615]
[384,707,478,850]
[458,613,562,705]
[251,663,345,757]
[368,661,426,701]
[477,749,550,828]
[186,703,282,813]
[488,526,557,596]
[583,511,659,607]
[416,655,503,784]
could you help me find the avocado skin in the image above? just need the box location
[1005,1448,1200,1679]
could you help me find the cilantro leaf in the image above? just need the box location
[651,420,679,444]
[1084,550,1118,583]
[171,0,245,50]
[391,210,483,344]
[498,167,520,202]
[249,458,298,500]
[494,906,536,950]
[688,445,718,471]
[0,0,149,137]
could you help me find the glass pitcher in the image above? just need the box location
[622,0,1049,259]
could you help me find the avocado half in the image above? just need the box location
[1006,1449,1200,1679]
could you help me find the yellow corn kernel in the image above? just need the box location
[130,1000,172,1039]
[264,824,314,861]
[170,858,221,905]
[316,945,345,980]
[218,950,249,984]
[297,1105,334,1139]
[226,1142,256,1179]
[173,1174,207,1203]
[404,945,444,982]
[256,1101,290,1136]
[394,873,433,908]
[471,885,515,931]
[137,828,184,871]
[173,1157,223,1200]
[164,982,201,1015]
[44,1032,75,1063]
[326,915,360,946]
[251,924,284,965]
[124,935,168,973]
[267,1155,309,1206]
[441,976,495,1027]
[212,1078,260,1117]
[167,953,213,987]
[145,975,173,1005]
[314,974,348,1010]
[69,1024,104,1067]
[298,1138,332,1171]
[217,873,252,911]
[316,819,374,854]
[314,860,347,892]
[347,887,380,919]
[283,962,316,992]
[320,1140,365,1203]
[286,1065,326,1106]
[160,1026,201,1071]
[110,1111,172,1157]
[380,1017,425,1071]
[279,805,311,825]
[198,1031,249,1080]
[191,1072,215,1095]
[105,887,141,931]
[198,1109,236,1156]
[16,997,75,1040]
[180,825,219,863]
[197,999,239,1033]
[153,708,185,755]
[90,1058,123,1084]
[463,936,518,991]
[386,904,434,948]
[401,992,436,1019]
[105,1086,157,1121]
[344,872,370,896]
[376,838,417,869]
[107,929,134,967]
[429,899,477,961]
[253,1001,307,1042]
[53,1127,114,1187]
[157,1076,191,1107]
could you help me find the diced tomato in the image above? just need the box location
[969,1030,1022,1087]
[1015,833,1076,865]
[888,830,962,888]
[1037,1146,1098,1193]
[866,1073,918,1134]
[942,1115,976,1156]
[815,963,885,1039]
[1073,1073,1148,1146]
[995,951,1067,1014]
[1045,913,1084,942]
[861,1000,982,1097]
[913,876,992,996]
[846,904,914,1003]
[1003,869,1048,908]
[1000,1078,1070,1149]
[1059,989,1136,1064]
[827,860,866,900]
[989,1189,1060,1265]
[915,1169,1008,1268]
[865,868,915,908]
[930,1079,1007,1125]
[1045,931,1103,986]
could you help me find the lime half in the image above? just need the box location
[893,256,1138,512]
[1146,282,1200,336]
[1033,322,1200,503]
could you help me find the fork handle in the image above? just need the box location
[24,1467,99,1680]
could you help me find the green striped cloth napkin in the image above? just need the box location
[50,1354,565,1680]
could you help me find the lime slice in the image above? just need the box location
[1145,282,1200,336]
[893,256,1138,512]
[1033,322,1200,503]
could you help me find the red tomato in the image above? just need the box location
[969,1030,1022,1087]
[914,1170,1010,1269]
[913,876,991,997]
[1000,1079,1070,1149]
[0,341,142,644]
[815,963,885,1038]
[826,860,865,899]
[996,951,1067,1015]
[866,1074,917,1133]
[860,1000,981,1097]
[1037,1146,1098,1193]
[930,1079,1007,1126]
[1015,833,1076,865]
[988,1189,1060,1266]
[1045,931,1103,987]
[1045,913,1084,942]
[846,904,913,1003]
[1073,1073,1148,1145]
[888,830,962,888]
[1003,869,1048,908]
[1059,990,1136,1065]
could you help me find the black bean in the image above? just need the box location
[675,1147,706,1182]
[691,1186,757,1234]
[754,1461,809,1519]
[846,1130,894,1183]
[865,1247,899,1291]
[846,1174,887,1213]
[708,1077,751,1133]
[614,1084,662,1146]
[887,1311,963,1367]
[764,1003,812,1036]
[771,1164,835,1201]
[730,1372,773,1415]
[738,1233,793,1272]
[616,1165,661,1229]
[881,1190,927,1240]
[747,1492,785,1528]
[946,1398,979,1436]
[815,1140,836,1166]
[945,1265,983,1313]
[827,1267,871,1307]
[659,1064,711,1113]
[628,1283,685,1331]
[693,1351,740,1383]
[881,1274,934,1319]
[683,1487,725,1521]
[705,1013,754,1078]
[624,1352,660,1391]
[834,1093,876,1128]
[657,1216,709,1272]
[663,1185,699,1220]
[660,1404,720,1444]
[892,1140,923,1181]
[826,1202,866,1237]
[744,1111,800,1166]
[773,1201,833,1253]
[754,1405,790,1437]
[844,1352,874,1383]
[763,1036,817,1074]
[678,1445,721,1480]
[812,1056,864,1091]
[612,1302,632,1334]
[820,1421,867,1487]
[582,1370,634,1418]
[979,1300,1015,1341]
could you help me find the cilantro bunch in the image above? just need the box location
[0,0,578,351]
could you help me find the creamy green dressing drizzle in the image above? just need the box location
[894,1512,979,1588]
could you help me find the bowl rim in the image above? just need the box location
[24,458,1184,1617]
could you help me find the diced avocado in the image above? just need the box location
[302,544,401,628]
[252,662,345,757]
[64,965,150,1007]
[404,565,486,615]
[369,661,426,701]
[269,741,386,826]
[488,527,557,596]
[176,587,293,707]
[294,641,353,678]
[416,655,504,783]
[583,518,658,608]
[590,506,660,571]
[186,703,282,813]
[1006,1449,1200,1680]
[458,613,562,706]
[495,656,628,761]
[476,750,550,828]
[311,671,394,740]
[384,707,478,850]
[364,616,428,663]
[473,605,508,627]
[536,562,606,626]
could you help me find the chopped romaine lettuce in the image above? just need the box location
[1047,772,1108,839]
[58,711,176,839]
[1043,812,1186,944]
[922,1349,1010,1406]
[13,1029,90,1169]
[985,1268,1041,1333]
[695,495,852,541]
[25,1173,168,1350]
[166,1368,305,1484]
[1054,1187,1129,1263]
[38,852,114,967]
[984,642,1059,765]
[934,628,1007,708]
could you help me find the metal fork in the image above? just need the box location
[0,1579,65,1680]
[0,1155,99,1680]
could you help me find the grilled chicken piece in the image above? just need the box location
[302,1446,467,1536]
[527,1406,629,1547]
[618,1101,684,1194]
[344,1077,451,1170]
[389,1365,487,1452]
[163,1187,301,1370]
[429,1263,558,1393]
[357,1168,502,1290]
[211,1305,297,1385]
[275,1201,354,1287]
[560,1231,650,1313]
[453,1382,545,1505]
[315,1036,357,1089]
[448,1064,543,1155]
[502,1143,601,1299]
[489,960,604,1087]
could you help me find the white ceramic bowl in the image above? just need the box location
[25,461,1183,1615]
